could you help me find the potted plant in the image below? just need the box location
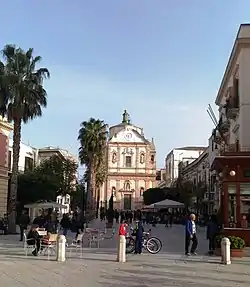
[214,235,245,257]
[229,236,245,257]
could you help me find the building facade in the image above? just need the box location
[165,147,207,187]
[180,148,216,213]
[8,139,36,173]
[0,118,12,216]
[211,24,250,235]
[100,110,156,210]
[213,24,250,153]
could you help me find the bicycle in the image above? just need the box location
[126,228,162,254]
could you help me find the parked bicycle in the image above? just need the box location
[126,227,162,254]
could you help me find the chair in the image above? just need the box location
[23,233,36,256]
[88,229,104,248]
[41,233,58,260]
[68,233,84,258]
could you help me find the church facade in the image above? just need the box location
[100,110,156,210]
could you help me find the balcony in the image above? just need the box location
[225,83,239,120]
[218,117,230,134]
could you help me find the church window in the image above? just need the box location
[140,153,145,164]
[151,155,155,162]
[112,186,116,197]
[124,181,131,191]
[125,155,132,167]
[140,187,144,196]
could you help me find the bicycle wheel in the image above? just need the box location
[126,237,135,254]
[146,237,162,254]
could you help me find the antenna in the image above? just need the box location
[207,109,217,127]
[208,104,218,125]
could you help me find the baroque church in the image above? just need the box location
[100,110,156,210]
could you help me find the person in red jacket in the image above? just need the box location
[119,220,128,236]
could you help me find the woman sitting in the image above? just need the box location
[27,225,50,256]
[27,225,42,256]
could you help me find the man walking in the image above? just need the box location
[185,213,198,256]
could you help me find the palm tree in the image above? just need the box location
[78,118,108,216]
[0,45,50,232]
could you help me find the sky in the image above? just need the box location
[0,0,249,168]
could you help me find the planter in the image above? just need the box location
[214,248,244,257]
[231,249,244,258]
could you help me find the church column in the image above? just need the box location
[117,145,121,170]
[136,146,139,169]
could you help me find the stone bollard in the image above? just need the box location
[117,235,126,263]
[221,237,231,265]
[56,235,66,262]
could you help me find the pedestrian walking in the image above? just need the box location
[185,213,198,256]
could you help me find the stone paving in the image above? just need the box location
[0,224,249,286]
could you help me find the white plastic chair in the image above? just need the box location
[68,233,84,258]
[23,233,36,256]
[88,229,104,248]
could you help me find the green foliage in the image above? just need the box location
[0,44,50,122]
[215,235,246,249]
[78,118,108,212]
[71,181,86,210]
[17,172,58,205]
[36,155,78,195]
[143,188,169,205]
[17,155,77,206]
[0,44,50,231]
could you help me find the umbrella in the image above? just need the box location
[24,201,67,209]
[143,199,184,210]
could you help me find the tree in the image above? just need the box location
[143,188,168,205]
[193,181,207,215]
[36,155,78,196]
[0,45,50,232]
[71,180,86,211]
[17,172,58,206]
[78,118,108,214]
[175,178,194,210]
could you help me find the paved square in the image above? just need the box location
[0,224,249,286]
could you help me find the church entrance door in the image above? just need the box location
[123,194,132,210]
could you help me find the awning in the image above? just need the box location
[142,199,184,210]
[24,201,67,209]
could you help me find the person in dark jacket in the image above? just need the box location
[27,225,42,256]
[206,215,218,255]
[134,218,144,254]
[60,214,71,236]
[18,210,30,241]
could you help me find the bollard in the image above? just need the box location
[117,235,126,263]
[56,235,66,262]
[221,237,231,265]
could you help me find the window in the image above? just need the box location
[125,156,132,168]
[8,151,11,171]
[112,186,116,197]
[151,155,155,162]
[140,187,144,196]
[24,156,34,172]
[124,181,130,191]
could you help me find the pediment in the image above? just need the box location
[109,127,145,143]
